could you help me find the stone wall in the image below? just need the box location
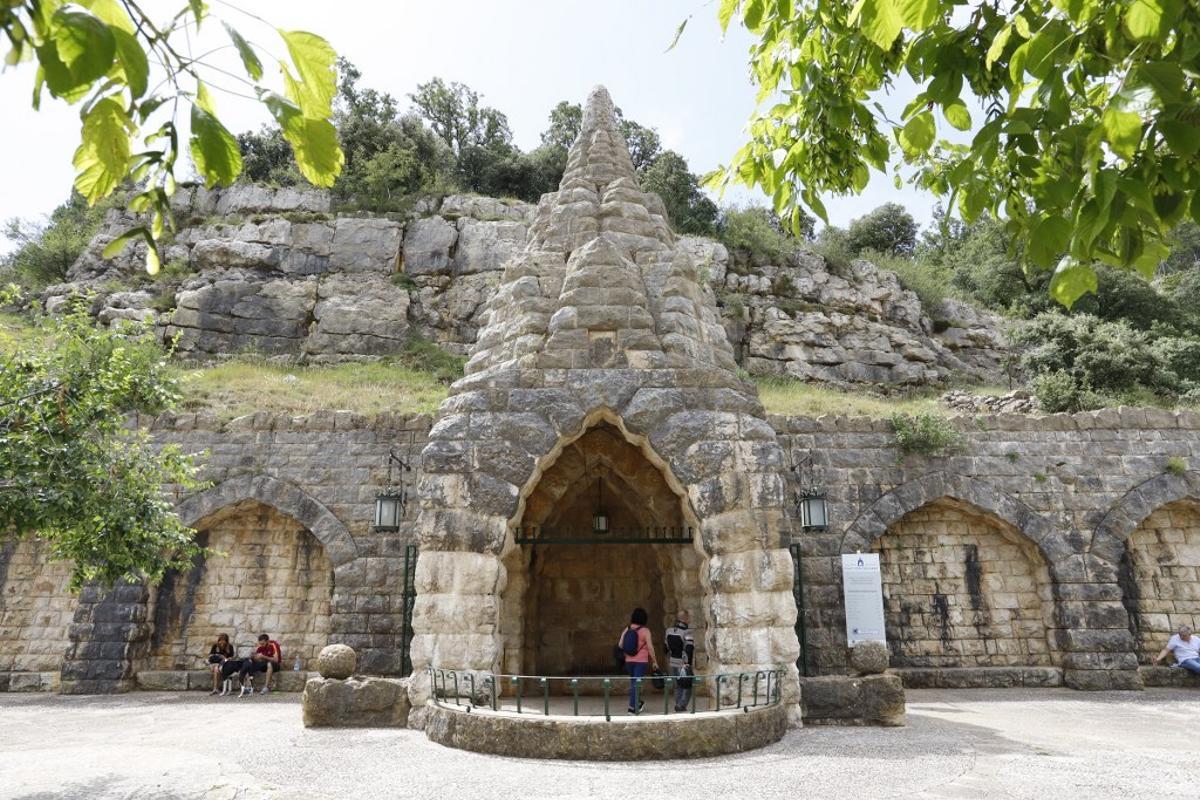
[874,500,1056,669]
[1123,500,1200,662]
[0,538,77,690]
[143,501,333,671]
[7,405,1200,694]
[775,406,1200,690]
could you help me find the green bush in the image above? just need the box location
[889,412,961,456]
[846,203,918,255]
[1030,370,1105,413]
[1012,313,1163,396]
[2,194,109,288]
[398,335,465,384]
[717,206,798,265]
[861,250,952,309]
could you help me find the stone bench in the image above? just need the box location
[890,666,1064,689]
[799,675,905,726]
[0,671,60,692]
[135,669,314,692]
[1139,666,1200,688]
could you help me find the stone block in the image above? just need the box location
[135,671,190,691]
[799,674,905,726]
[302,676,410,727]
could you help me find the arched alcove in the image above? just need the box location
[498,421,705,677]
[1121,498,1200,662]
[144,499,333,670]
[871,498,1058,669]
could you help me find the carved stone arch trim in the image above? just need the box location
[176,474,358,566]
[1090,470,1200,564]
[505,406,701,545]
[841,471,1061,566]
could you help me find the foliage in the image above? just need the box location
[1072,266,1185,331]
[1,2,343,274]
[1030,369,1103,413]
[641,151,719,235]
[1165,457,1187,476]
[889,411,960,456]
[2,193,109,287]
[410,78,512,157]
[0,301,201,589]
[398,334,466,384]
[846,203,918,256]
[236,126,300,187]
[863,249,952,309]
[714,0,1200,309]
[1161,222,1200,275]
[718,205,802,265]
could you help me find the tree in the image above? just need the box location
[846,203,918,255]
[540,101,583,152]
[619,118,662,174]
[641,151,719,235]
[536,101,662,173]
[712,0,1200,308]
[1,2,343,273]
[237,126,300,187]
[0,299,202,589]
[410,78,513,156]
[2,193,110,287]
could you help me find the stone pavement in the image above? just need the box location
[1,688,1196,800]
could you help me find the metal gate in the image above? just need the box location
[789,542,809,676]
[401,544,417,676]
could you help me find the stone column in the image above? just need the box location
[60,581,152,694]
[1055,556,1142,690]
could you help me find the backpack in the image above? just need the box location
[620,626,640,656]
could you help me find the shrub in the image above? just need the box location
[1030,370,1104,413]
[889,412,960,456]
[846,203,918,256]
[1012,313,1164,398]
[1165,457,1188,476]
[398,334,465,383]
[717,206,798,265]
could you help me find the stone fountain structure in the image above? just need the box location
[407,86,801,737]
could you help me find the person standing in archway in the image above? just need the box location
[618,608,658,714]
[665,610,696,712]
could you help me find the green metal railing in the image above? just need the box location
[429,667,784,721]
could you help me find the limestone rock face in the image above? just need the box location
[849,640,890,675]
[317,644,357,679]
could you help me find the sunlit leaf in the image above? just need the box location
[896,0,938,30]
[850,0,903,51]
[1049,257,1097,308]
[189,103,242,187]
[37,9,115,98]
[102,226,151,258]
[224,22,263,82]
[278,29,337,117]
[898,112,935,155]
[1125,0,1165,40]
[111,29,148,99]
[72,96,133,203]
[262,92,343,187]
[942,100,971,131]
[1028,215,1071,268]
[1102,106,1142,159]
[718,0,740,32]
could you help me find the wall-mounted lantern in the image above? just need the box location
[792,451,828,532]
[374,448,411,532]
[592,476,610,534]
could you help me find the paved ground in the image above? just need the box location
[1,688,1197,799]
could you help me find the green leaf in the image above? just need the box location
[37,9,116,98]
[898,111,935,155]
[1135,61,1183,105]
[1028,215,1071,268]
[718,0,739,32]
[744,0,765,28]
[896,0,939,30]
[145,244,161,276]
[1160,120,1200,158]
[1125,0,1164,40]
[1049,257,1098,308]
[666,17,688,52]
[224,22,263,82]
[262,93,343,187]
[102,226,151,258]
[850,0,903,51]
[1102,106,1142,159]
[72,96,133,203]
[986,25,1012,68]
[189,104,243,188]
[278,29,337,117]
[942,100,971,131]
[111,29,147,99]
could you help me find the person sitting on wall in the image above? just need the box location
[1153,625,1200,675]
[206,633,237,695]
[617,607,658,715]
[665,610,696,712]
[238,634,283,696]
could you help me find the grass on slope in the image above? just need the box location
[753,376,1011,418]
[172,360,449,419]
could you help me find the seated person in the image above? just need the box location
[238,634,283,696]
[1153,625,1200,675]
[206,633,237,695]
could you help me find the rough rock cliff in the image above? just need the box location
[46,174,1007,384]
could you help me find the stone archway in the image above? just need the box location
[176,474,357,566]
[1118,497,1200,662]
[497,418,705,678]
[870,498,1059,669]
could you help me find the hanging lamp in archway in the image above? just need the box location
[591,476,610,534]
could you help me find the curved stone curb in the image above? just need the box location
[424,702,788,760]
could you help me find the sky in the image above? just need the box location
[0,0,939,252]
